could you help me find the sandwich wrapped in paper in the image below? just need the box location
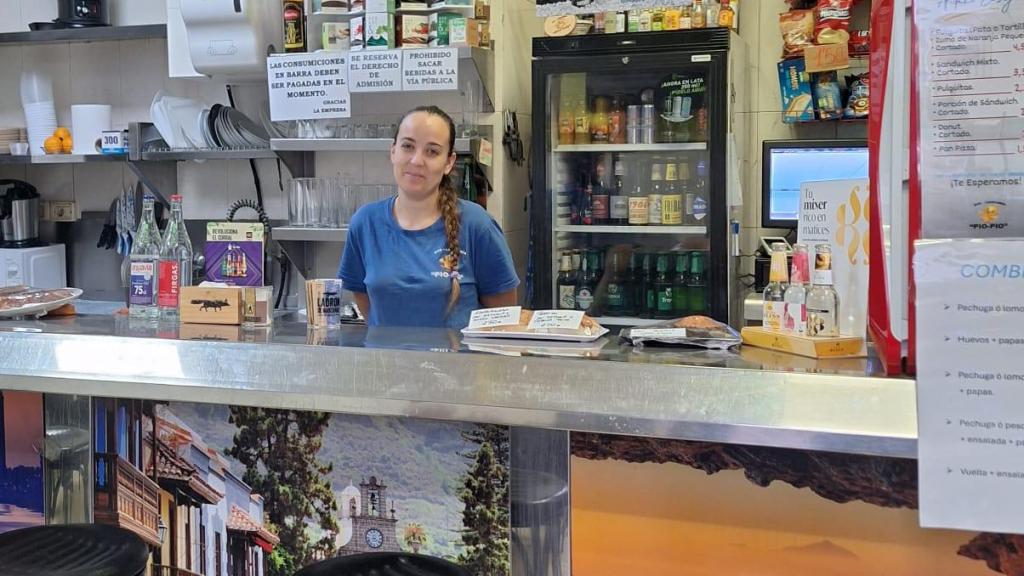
[461,306,608,342]
[620,315,741,350]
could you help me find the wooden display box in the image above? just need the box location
[740,326,866,359]
[180,286,244,325]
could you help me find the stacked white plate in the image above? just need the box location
[23,102,57,156]
[0,128,25,154]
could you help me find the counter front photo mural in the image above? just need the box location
[0,391,44,535]
[571,433,1022,576]
[91,398,510,576]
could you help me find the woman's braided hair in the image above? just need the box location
[395,105,461,315]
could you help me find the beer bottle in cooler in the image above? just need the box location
[557,253,576,310]
[575,250,600,314]
[654,253,674,319]
[609,156,629,225]
[688,251,707,315]
[662,161,683,225]
[604,251,629,317]
[627,159,649,225]
[672,251,690,317]
[647,161,665,225]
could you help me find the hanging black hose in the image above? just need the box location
[226,84,266,211]
[226,198,270,228]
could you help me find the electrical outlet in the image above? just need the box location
[50,201,77,222]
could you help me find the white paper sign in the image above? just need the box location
[916,239,1024,534]
[798,179,869,340]
[349,50,403,92]
[467,306,522,330]
[527,310,584,330]
[628,328,688,339]
[267,53,351,122]
[915,1,1024,238]
[402,48,459,91]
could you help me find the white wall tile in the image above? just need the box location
[21,43,72,128]
[70,41,123,130]
[0,166,28,181]
[317,151,364,182]
[118,39,166,126]
[110,0,168,26]
[26,164,74,201]
[177,161,228,219]
[20,0,57,31]
[0,4,23,34]
[73,163,125,212]
[0,46,24,129]
[362,152,394,184]
[756,0,789,113]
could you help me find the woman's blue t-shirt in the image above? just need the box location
[338,197,520,329]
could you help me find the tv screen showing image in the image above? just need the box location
[762,140,869,229]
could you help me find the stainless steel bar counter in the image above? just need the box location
[0,313,917,459]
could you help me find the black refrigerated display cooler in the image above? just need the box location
[531,29,733,326]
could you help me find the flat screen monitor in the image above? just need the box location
[761,139,869,229]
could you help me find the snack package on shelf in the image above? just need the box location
[780,10,815,58]
[778,59,815,123]
[812,71,844,120]
[814,0,852,45]
[461,307,609,342]
[843,72,869,119]
[849,30,870,56]
[620,316,741,350]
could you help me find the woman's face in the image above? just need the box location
[390,112,456,200]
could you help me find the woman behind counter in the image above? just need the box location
[339,106,519,329]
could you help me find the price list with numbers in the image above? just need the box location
[917,1,1024,238]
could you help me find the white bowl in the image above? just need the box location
[9,142,29,155]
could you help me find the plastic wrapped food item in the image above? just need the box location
[813,71,844,120]
[620,315,742,350]
[780,10,815,58]
[844,73,869,119]
[815,0,851,45]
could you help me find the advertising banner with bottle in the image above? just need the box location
[798,178,869,341]
[915,0,1024,238]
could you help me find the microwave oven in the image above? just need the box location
[0,245,66,289]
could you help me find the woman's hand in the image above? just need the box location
[353,292,371,320]
[480,289,517,309]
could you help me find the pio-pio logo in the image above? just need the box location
[971,201,1008,230]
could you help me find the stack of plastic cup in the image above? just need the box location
[21,70,57,156]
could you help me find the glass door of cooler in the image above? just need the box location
[531,49,728,326]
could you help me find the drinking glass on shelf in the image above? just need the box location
[288,178,310,226]
[339,123,353,139]
[288,177,330,227]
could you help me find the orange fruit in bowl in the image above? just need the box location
[44,136,62,154]
[61,138,73,154]
[54,127,71,140]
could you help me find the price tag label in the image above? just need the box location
[629,328,688,339]
[101,131,127,154]
[468,306,522,329]
[477,138,493,167]
[527,310,584,330]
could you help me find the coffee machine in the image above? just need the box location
[0,180,65,288]
[57,0,110,28]
[0,179,41,248]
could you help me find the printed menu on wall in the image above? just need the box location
[916,239,1024,534]
[916,1,1024,238]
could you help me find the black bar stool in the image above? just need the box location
[296,552,469,576]
[0,524,148,576]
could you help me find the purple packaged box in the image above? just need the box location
[205,222,265,286]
